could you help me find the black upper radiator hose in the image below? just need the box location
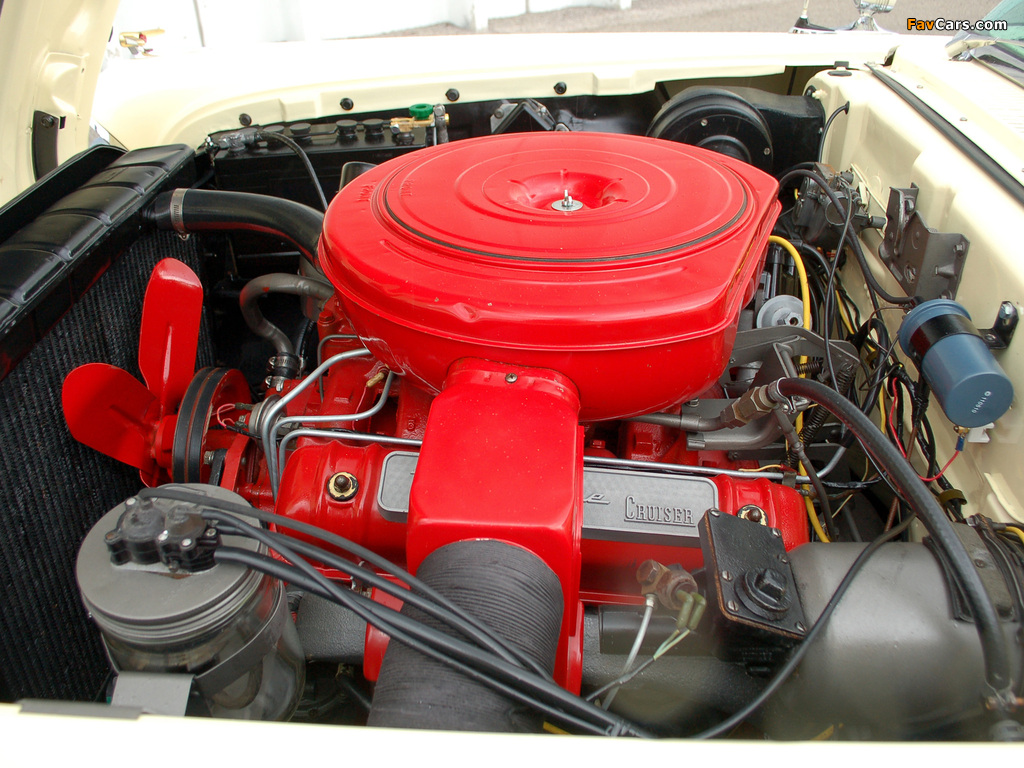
[369,539,564,732]
[147,188,324,272]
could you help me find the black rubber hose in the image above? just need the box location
[218,521,538,673]
[238,273,334,357]
[629,412,725,432]
[776,376,1013,696]
[148,188,324,270]
[135,486,547,678]
[370,540,564,733]
[214,542,645,736]
[213,548,604,734]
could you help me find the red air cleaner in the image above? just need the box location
[320,132,780,421]
[319,132,781,690]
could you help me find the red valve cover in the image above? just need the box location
[320,132,780,420]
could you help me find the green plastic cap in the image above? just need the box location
[409,103,433,120]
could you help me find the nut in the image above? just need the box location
[327,472,360,501]
[636,560,660,587]
[738,504,765,524]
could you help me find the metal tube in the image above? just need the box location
[261,348,372,496]
[275,372,396,484]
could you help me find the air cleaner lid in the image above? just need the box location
[321,132,780,349]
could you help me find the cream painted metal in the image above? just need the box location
[92,31,900,150]
[812,41,1024,523]
[3,701,1022,763]
[0,0,120,207]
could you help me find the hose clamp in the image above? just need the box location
[169,188,189,238]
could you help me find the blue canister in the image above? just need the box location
[897,300,1014,428]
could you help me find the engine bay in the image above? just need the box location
[2,55,1024,742]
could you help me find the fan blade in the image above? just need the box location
[62,363,160,473]
[138,259,203,417]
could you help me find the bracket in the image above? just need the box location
[490,99,568,133]
[878,185,969,301]
[979,301,1019,351]
[31,111,64,180]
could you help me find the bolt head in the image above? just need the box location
[505,373,518,383]
[180,538,193,549]
[795,622,807,632]
[327,472,359,501]
[726,600,739,613]
[721,569,733,582]
[156,530,170,543]
[636,560,660,585]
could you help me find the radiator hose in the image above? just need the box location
[369,540,564,732]
[148,188,324,274]
[148,188,335,365]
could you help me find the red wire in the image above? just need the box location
[919,451,960,483]
[887,378,907,458]
[886,377,958,481]
[215,403,235,428]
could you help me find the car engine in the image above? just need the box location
[2,80,1022,741]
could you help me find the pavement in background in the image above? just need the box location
[383,0,998,36]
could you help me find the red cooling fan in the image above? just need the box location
[62,259,246,487]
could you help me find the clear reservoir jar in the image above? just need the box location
[76,484,304,720]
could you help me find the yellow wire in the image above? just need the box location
[768,236,812,331]
[740,464,789,472]
[768,235,813,436]
[804,493,830,543]
[836,289,856,335]
[877,389,887,434]
[1005,526,1024,548]
[768,237,826,542]
[543,722,569,735]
